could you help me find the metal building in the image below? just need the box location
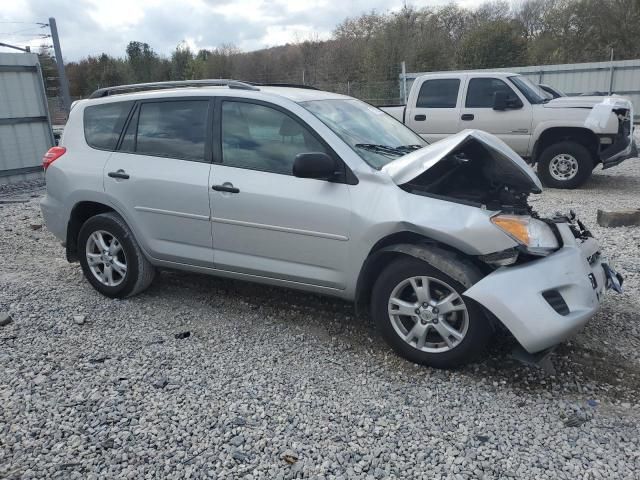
[403,59,640,122]
[0,52,54,185]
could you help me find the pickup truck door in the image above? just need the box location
[405,78,462,143]
[458,77,533,156]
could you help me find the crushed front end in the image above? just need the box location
[465,212,623,353]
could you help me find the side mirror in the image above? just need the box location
[293,152,339,180]
[493,91,508,110]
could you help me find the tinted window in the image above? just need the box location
[84,101,133,150]
[221,101,328,175]
[131,101,208,161]
[416,79,460,108]
[465,78,518,108]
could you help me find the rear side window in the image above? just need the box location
[465,78,517,108]
[83,101,133,150]
[125,101,209,161]
[416,79,460,108]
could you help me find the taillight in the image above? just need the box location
[42,146,66,170]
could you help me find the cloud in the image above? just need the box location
[0,0,490,60]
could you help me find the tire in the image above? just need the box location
[537,141,594,189]
[78,212,155,298]
[371,256,490,368]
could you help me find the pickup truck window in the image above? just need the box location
[509,76,547,104]
[465,78,518,108]
[302,99,426,169]
[416,79,460,108]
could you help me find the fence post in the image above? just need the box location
[401,61,407,104]
[608,48,615,95]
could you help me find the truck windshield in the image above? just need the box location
[301,99,427,169]
[509,76,548,104]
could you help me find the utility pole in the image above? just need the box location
[49,17,71,114]
[608,47,615,95]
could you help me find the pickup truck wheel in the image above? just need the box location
[371,256,490,368]
[537,141,593,189]
[78,212,155,298]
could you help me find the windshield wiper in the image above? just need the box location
[355,143,422,157]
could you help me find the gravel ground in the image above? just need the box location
[1,160,640,479]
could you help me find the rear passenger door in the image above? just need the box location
[458,77,532,155]
[405,78,461,143]
[104,98,214,267]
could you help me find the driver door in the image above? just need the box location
[458,77,533,156]
[209,99,353,290]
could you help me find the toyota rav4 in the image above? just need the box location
[40,80,623,368]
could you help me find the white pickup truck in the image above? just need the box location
[382,72,637,188]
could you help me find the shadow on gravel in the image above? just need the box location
[148,270,639,401]
[581,166,640,191]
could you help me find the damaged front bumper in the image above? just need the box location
[464,222,621,353]
[600,133,638,169]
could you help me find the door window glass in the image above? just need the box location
[131,101,208,161]
[416,79,460,108]
[465,78,518,108]
[221,101,328,175]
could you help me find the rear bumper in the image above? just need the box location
[464,225,607,353]
[40,194,66,242]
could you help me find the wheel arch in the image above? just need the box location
[532,127,599,164]
[354,232,487,315]
[66,201,117,262]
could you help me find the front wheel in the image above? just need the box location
[371,256,490,368]
[78,212,155,298]
[537,141,594,189]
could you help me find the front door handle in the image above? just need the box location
[461,114,474,121]
[414,114,426,121]
[212,183,240,194]
[108,169,129,179]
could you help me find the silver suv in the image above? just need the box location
[41,80,622,368]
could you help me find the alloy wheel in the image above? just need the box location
[387,275,469,353]
[85,230,127,287]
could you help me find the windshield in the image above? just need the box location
[300,99,427,169]
[509,76,548,104]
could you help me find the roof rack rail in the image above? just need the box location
[251,82,319,91]
[88,79,259,99]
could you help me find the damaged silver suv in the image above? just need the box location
[41,80,623,368]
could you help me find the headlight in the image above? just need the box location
[491,214,559,255]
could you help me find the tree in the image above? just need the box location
[458,19,528,68]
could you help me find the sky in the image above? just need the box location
[0,0,487,61]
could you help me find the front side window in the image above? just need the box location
[124,100,208,161]
[465,78,519,108]
[509,76,547,104]
[221,101,328,175]
[302,99,426,169]
[84,101,133,150]
[416,79,460,108]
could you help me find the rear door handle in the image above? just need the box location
[414,114,426,121]
[461,114,474,121]
[212,183,240,194]
[108,169,129,179]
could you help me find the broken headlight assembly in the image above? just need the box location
[491,214,559,256]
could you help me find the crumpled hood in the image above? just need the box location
[382,129,543,193]
[545,95,632,110]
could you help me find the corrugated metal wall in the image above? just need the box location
[404,59,640,122]
[0,52,54,185]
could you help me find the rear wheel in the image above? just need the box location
[371,256,490,368]
[78,212,155,298]
[537,141,593,189]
